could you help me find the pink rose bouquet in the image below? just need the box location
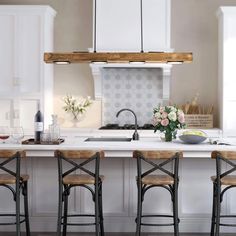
[152,105,186,141]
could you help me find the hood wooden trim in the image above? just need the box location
[44,52,193,64]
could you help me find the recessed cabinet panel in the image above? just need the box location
[32,157,58,215]
[143,0,170,51]
[0,99,12,126]
[83,159,129,215]
[181,159,214,214]
[18,15,40,93]
[0,15,14,93]
[19,99,38,131]
[96,0,141,52]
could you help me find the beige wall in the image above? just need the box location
[1,0,236,127]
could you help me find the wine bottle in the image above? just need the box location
[34,107,43,144]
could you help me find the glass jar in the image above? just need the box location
[49,115,60,142]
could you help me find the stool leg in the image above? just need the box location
[211,184,216,236]
[16,183,21,236]
[173,185,179,236]
[95,183,100,236]
[215,184,221,236]
[63,186,69,236]
[98,183,104,236]
[136,182,142,236]
[23,182,30,236]
[57,184,63,236]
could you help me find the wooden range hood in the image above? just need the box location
[44,52,193,64]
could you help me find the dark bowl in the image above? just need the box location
[179,134,207,144]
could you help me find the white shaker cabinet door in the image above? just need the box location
[17,15,41,94]
[19,99,38,131]
[0,15,15,94]
[0,98,38,131]
[95,0,141,52]
[0,14,41,94]
[218,7,236,134]
[142,0,171,52]
[0,99,12,127]
[0,6,56,131]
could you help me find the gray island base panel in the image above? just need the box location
[0,133,236,233]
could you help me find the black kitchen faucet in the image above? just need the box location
[116,108,139,140]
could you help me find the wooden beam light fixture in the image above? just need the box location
[44,52,193,64]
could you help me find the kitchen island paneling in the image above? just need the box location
[0,129,236,233]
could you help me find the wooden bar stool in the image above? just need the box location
[55,150,105,236]
[133,150,183,236]
[211,151,236,236]
[0,150,30,236]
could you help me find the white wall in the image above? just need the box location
[1,0,236,127]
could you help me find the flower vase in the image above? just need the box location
[71,117,79,128]
[164,131,173,142]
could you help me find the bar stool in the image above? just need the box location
[0,150,30,236]
[211,151,236,236]
[133,150,183,236]
[55,150,105,236]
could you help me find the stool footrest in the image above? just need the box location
[0,213,26,225]
[141,214,173,218]
[220,215,236,218]
[141,223,174,226]
[61,214,98,226]
[216,215,236,227]
[62,214,95,218]
[65,222,95,226]
[219,223,236,227]
[138,214,176,227]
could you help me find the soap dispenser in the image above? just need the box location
[49,115,60,142]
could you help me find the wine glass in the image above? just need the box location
[11,127,24,144]
[0,126,10,144]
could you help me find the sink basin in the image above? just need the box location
[84,137,132,142]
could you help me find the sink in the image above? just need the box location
[84,137,132,142]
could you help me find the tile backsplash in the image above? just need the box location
[102,68,163,125]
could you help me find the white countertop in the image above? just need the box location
[0,128,236,157]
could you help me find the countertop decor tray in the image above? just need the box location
[22,138,64,145]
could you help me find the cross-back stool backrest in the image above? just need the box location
[211,151,236,181]
[54,150,105,183]
[133,150,183,183]
[0,150,26,183]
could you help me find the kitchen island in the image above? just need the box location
[0,129,236,233]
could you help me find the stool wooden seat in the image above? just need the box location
[63,174,105,185]
[133,150,183,236]
[55,150,105,236]
[141,175,174,185]
[210,151,236,236]
[0,150,30,236]
[0,174,29,184]
[211,175,236,186]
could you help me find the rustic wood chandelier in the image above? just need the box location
[44,52,193,64]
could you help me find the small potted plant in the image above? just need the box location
[152,105,186,142]
[63,95,92,122]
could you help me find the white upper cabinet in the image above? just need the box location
[217,7,236,134]
[0,15,14,94]
[0,6,56,131]
[95,0,141,52]
[94,0,171,52]
[142,0,170,52]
